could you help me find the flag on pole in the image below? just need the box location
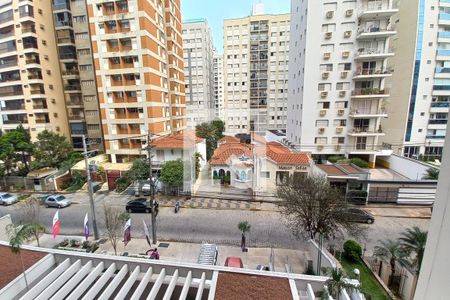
[84,213,89,241]
[52,210,60,239]
[123,218,131,246]
[143,220,151,246]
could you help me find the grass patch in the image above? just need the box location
[65,181,85,192]
[340,257,391,300]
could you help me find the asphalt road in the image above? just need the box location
[0,192,430,252]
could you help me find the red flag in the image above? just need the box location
[52,210,60,239]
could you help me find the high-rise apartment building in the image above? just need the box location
[380,0,449,161]
[213,52,225,120]
[287,0,397,167]
[87,0,186,163]
[223,4,290,134]
[53,0,102,150]
[0,0,70,140]
[182,19,214,128]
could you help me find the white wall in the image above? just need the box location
[377,154,437,180]
[0,214,12,241]
[414,104,450,299]
[308,240,338,273]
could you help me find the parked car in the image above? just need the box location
[342,208,375,224]
[44,194,72,208]
[256,264,270,271]
[0,193,18,205]
[126,198,152,213]
[225,257,244,268]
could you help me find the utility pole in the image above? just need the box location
[82,135,99,240]
[146,134,157,244]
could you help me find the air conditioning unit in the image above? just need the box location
[320,109,327,116]
[322,72,329,79]
[341,71,348,79]
[317,145,324,151]
[342,51,350,58]
[325,32,333,39]
[326,11,334,19]
[336,127,343,133]
[335,144,342,151]
[346,9,354,17]
[344,31,352,38]
[319,127,326,134]
[338,109,345,116]
[323,52,331,60]
[339,91,346,97]
[321,91,328,98]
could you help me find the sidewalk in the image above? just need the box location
[364,205,432,219]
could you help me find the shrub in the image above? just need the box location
[328,155,346,163]
[82,240,91,249]
[70,239,80,247]
[349,158,369,168]
[60,239,69,247]
[115,176,130,193]
[343,240,362,262]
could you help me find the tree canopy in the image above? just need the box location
[126,159,150,182]
[195,120,225,160]
[32,130,73,169]
[160,159,184,188]
[277,174,363,240]
[0,125,33,175]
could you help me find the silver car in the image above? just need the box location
[44,194,72,208]
[0,193,18,205]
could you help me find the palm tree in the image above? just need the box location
[374,239,408,286]
[24,223,45,247]
[422,167,439,180]
[238,221,251,251]
[325,268,351,300]
[6,224,35,290]
[399,227,428,274]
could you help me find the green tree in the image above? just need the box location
[32,130,73,169]
[0,140,15,175]
[399,226,428,274]
[238,221,251,250]
[0,126,33,175]
[59,151,84,171]
[160,159,184,188]
[374,239,408,286]
[422,167,439,180]
[126,159,150,182]
[195,120,225,160]
[324,268,352,300]
[6,224,36,290]
[194,152,203,179]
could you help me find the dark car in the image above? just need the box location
[343,208,375,224]
[126,198,151,213]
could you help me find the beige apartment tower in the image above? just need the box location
[0,0,70,140]
[223,3,290,134]
[87,0,186,163]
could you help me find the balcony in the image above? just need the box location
[3,118,28,125]
[0,29,14,40]
[356,26,396,39]
[355,48,394,60]
[0,60,18,69]
[68,113,84,120]
[30,89,45,95]
[53,3,70,11]
[32,101,48,109]
[2,101,25,111]
[353,68,392,79]
[429,119,448,125]
[426,135,446,139]
[60,53,77,61]
[23,42,38,50]
[358,2,398,20]
[64,85,81,92]
[349,108,387,117]
[55,20,72,28]
[351,88,389,98]
[348,143,393,155]
[21,27,36,35]
[347,127,385,136]
[431,102,450,108]
[57,37,75,45]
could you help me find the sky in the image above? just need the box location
[181,0,291,53]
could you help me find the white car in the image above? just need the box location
[0,193,19,205]
[44,194,72,208]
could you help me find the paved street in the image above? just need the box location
[0,192,430,253]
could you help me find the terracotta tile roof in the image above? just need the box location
[210,143,253,165]
[152,130,204,149]
[211,140,311,166]
[0,245,47,289]
[317,165,347,176]
[251,132,267,144]
[218,135,240,144]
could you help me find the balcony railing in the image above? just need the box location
[431,102,450,108]
[429,119,448,125]
[354,68,391,76]
[3,105,25,111]
[23,42,38,49]
[60,53,77,60]
[21,27,36,34]
[65,85,81,91]
[0,60,18,69]
[55,21,72,27]
[355,48,394,57]
[32,104,48,109]
[30,89,45,95]
[3,119,27,124]
[63,69,79,76]
[426,135,446,139]
[357,26,395,34]
[350,127,383,134]
[0,30,14,39]
[350,108,387,115]
[438,31,450,38]
[352,88,388,96]
[57,37,75,44]
[53,3,70,11]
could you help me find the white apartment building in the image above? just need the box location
[223,4,290,135]
[287,0,397,167]
[213,52,224,120]
[182,19,214,128]
[380,0,450,162]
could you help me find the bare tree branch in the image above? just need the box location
[103,204,129,255]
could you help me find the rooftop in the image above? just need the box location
[317,163,368,178]
[152,130,205,150]
[0,242,331,299]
